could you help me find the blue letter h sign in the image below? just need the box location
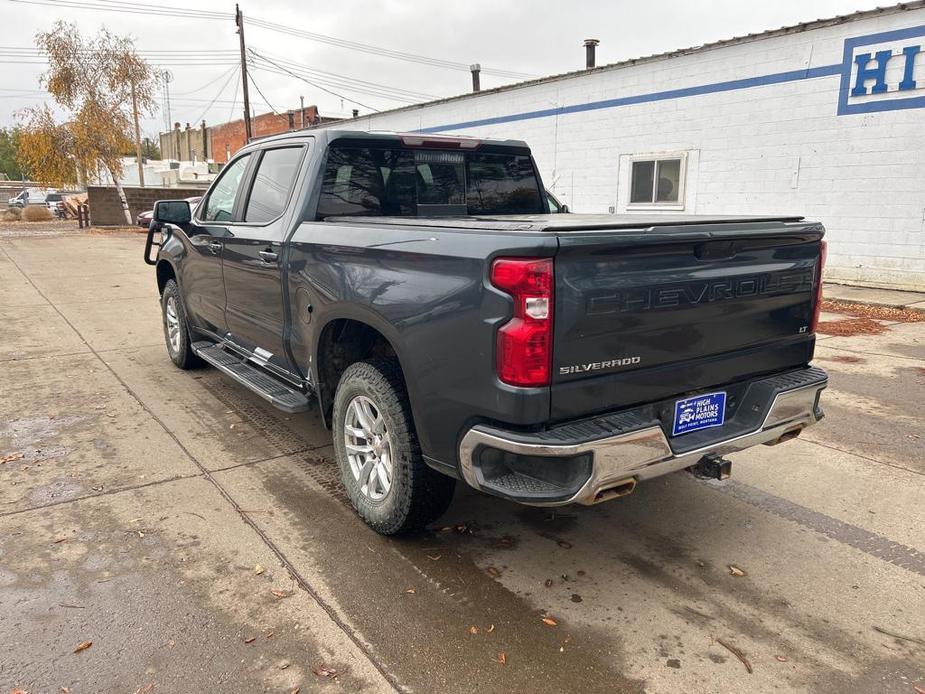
[851,49,892,95]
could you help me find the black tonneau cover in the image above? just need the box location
[325,212,805,233]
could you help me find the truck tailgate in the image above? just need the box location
[551,220,824,421]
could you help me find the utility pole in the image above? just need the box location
[300,95,305,129]
[235,4,253,142]
[131,82,145,187]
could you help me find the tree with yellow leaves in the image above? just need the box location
[17,22,159,224]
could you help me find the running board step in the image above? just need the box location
[192,341,311,413]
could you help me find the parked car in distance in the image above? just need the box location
[8,188,54,209]
[138,196,201,227]
[145,129,828,536]
[45,192,64,217]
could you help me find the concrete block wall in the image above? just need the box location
[324,5,925,290]
[87,186,206,226]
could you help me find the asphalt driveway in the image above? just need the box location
[1,227,923,693]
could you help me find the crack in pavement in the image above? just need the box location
[712,479,925,577]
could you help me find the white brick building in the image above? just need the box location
[327,3,925,291]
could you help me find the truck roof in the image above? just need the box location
[246,127,531,151]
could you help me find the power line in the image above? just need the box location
[246,66,279,115]
[252,49,437,101]
[192,64,239,125]
[4,0,536,79]
[246,18,535,79]
[247,49,377,112]
[172,65,239,96]
[249,62,424,104]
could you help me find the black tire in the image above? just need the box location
[161,279,201,370]
[333,358,455,535]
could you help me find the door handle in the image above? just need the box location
[208,241,222,254]
[259,250,279,262]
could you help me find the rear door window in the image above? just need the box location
[244,147,304,222]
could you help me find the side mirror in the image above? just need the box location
[153,199,191,225]
[560,204,569,214]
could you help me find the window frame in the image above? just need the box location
[626,152,687,211]
[238,144,309,226]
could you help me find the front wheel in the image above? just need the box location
[160,279,201,370]
[333,359,455,535]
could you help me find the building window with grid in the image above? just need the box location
[628,154,686,207]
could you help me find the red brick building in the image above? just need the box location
[210,106,323,163]
[159,105,340,165]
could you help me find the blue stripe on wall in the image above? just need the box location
[417,63,844,134]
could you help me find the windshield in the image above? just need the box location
[317,145,544,218]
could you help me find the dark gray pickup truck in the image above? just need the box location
[145,129,828,535]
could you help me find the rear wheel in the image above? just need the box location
[161,279,200,369]
[333,359,455,535]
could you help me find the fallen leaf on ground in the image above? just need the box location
[279,660,291,670]
[270,589,293,599]
[496,651,507,666]
[244,637,256,644]
[542,616,558,627]
[73,640,92,653]
[312,664,337,678]
[405,587,416,594]
[290,689,300,694]
[487,624,495,633]
[0,451,24,464]
[254,564,265,575]
[60,687,71,693]
[132,685,155,694]
[468,625,479,635]
[775,655,788,662]
[486,566,500,578]
[728,565,747,577]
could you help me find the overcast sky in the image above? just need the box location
[0,0,889,138]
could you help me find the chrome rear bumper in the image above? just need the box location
[458,370,827,506]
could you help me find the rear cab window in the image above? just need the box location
[316,142,544,218]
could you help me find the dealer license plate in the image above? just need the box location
[672,391,726,436]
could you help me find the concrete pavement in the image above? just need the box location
[1,227,923,693]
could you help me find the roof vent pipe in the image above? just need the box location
[470,63,481,92]
[583,38,599,69]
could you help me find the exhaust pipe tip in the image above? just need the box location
[591,478,636,504]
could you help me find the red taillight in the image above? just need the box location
[491,257,553,387]
[810,240,827,333]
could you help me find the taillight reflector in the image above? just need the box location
[491,257,553,387]
[810,239,827,333]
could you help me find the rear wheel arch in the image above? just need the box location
[314,317,410,426]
